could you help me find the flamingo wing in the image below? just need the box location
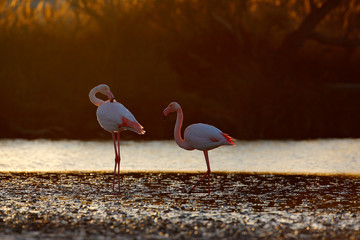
[96,102,145,134]
[184,123,234,150]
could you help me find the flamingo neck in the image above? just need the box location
[89,87,104,107]
[174,108,192,150]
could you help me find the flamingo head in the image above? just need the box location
[97,84,114,101]
[163,102,181,119]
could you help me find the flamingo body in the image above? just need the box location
[163,102,235,194]
[89,84,145,193]
[97,101,144,134]
[184,123,234,151]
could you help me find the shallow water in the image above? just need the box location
[1,139,360,239]
[0,172,360,239]
[0,139,359,174]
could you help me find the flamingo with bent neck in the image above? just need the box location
[89,84,145,193]
[163,102,235,194]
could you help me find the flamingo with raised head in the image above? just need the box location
[89,84,145,193]
[163,102,235,194]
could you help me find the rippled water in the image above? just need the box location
[1,139,360,239]
[1,172,360,239]
[0,139,359,174]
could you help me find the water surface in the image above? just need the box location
[0,139,359,174]
[1,172,360,239]
[1,139,360,239]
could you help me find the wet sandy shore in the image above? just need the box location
[0,172,360,239]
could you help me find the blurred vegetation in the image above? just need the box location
[0,0,359,140]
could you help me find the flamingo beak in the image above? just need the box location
[163,107,170,120]
[106,90,115,102]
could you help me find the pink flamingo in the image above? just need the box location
[163,102,235,194]
[89,84,145,193]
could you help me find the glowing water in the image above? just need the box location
[0,139,359,174]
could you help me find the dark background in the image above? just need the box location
[0,0,359,140]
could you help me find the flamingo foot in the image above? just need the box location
[117,157,121,195]
[188,171,210,194]
[112,156,121,194]
[113,157,120,193]
[112,160,117,192]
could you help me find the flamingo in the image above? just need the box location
[163,102,235,194]
[89,84,145,193]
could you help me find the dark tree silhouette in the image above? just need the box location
[279,0,345,54]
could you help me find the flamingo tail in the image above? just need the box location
[120,117,145,135]
[221,133,236,145]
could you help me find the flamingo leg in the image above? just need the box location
[112,132,119,192]
[188,150,211,194]
[117,132,121,193]
[204,150,211,195]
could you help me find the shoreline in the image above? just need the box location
[1,170,360,177]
